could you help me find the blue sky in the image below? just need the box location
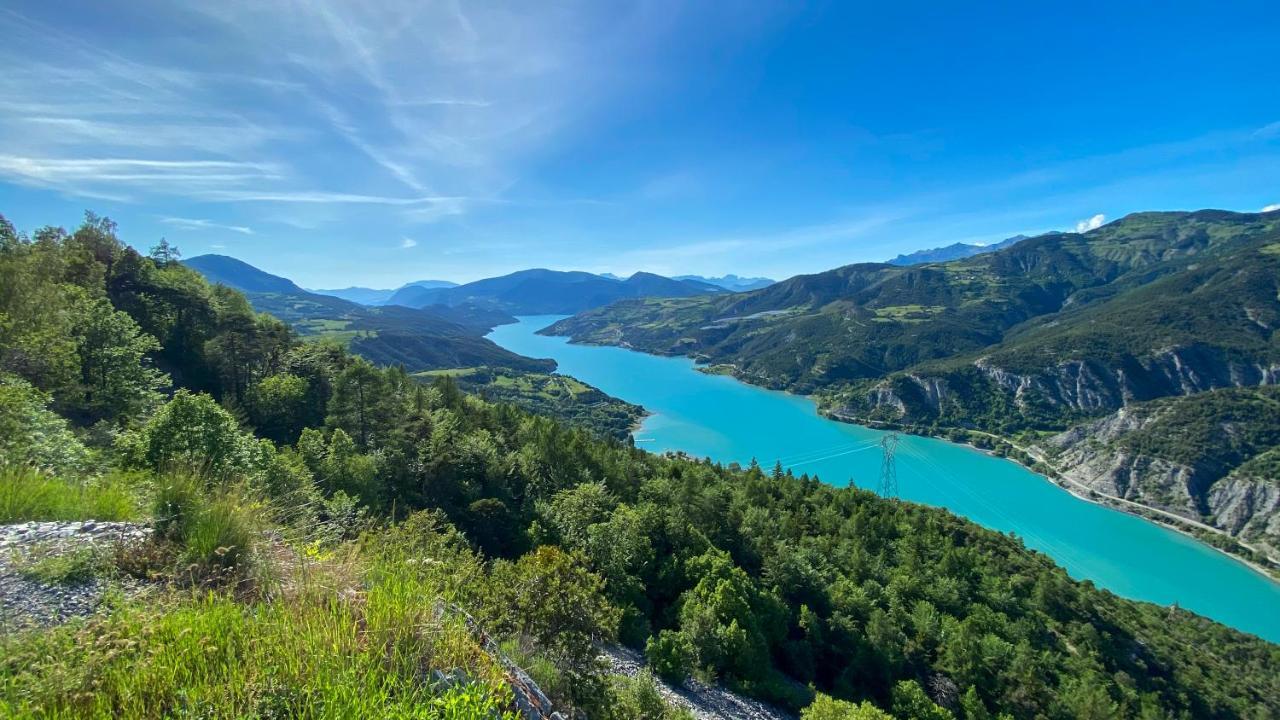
[2,1,1278,287]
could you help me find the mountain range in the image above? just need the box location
[182,256,734,373]
[675,274,775,291]
[384,268,724,314]
[310,280,457,305]
[183,255,550,373]
[885,233,1044,265]
[543,209,1280,557]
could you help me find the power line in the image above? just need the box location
[879,431,899,498]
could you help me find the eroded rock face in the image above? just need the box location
[975,349,1280,417]
[864,385,906,416]
[977,358,1121,413]
[1044,414,1280,558]
[907,374,950,411]
[856,348,1280,426]
[849,369,1280,560]
[1207,477,1280,549]
[1048,431,1202,516]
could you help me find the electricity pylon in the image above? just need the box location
[878,431,900,498]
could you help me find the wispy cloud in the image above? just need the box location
[1253,121,1280,140]
[399,237,417,249]
[159,216,254,235]
[1263,203,1280,213]
[610,214,897,275]
[193,190,468,206]
[1074,213,1106,232]
[0,2,659,223]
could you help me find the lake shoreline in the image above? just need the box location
[550,335,1280,583]
[496,320,1280,640]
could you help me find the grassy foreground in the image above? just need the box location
[0,502,686,720]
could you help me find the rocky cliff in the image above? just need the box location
[854,347,1280,429]
[1038,402,1280,559]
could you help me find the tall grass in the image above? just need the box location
[150,473,263,582]
[0,467,141,522]
[0,551,520,718]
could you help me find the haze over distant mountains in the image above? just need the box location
[180,254,735,371]
[388,269,723,314]
[675,274,775,291]
[311,281,457,306]
[182,255,548,373]
[885,234,1048,265]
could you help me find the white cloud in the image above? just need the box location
[1074,213,1106,233]
[1262,203,1280,213]
[160,216,254,234]
[400,237,417,249]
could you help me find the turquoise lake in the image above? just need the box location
[490,315,1280,642]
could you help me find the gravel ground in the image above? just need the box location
[0,521,151,632]
[600,645,796,720]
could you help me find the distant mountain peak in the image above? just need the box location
[312,279,457,305]
[183,254,304,294]
[886,233,1038,266]
[674,274,775,291]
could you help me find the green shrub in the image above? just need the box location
[118,390,256,479]
[605,671,694,720]
[0,375,90,475]
[646,630,694,682]
[428,684,521,720]
[801,693,894,719]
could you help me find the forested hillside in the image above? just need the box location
[545,210,1280,555]
[182,253,548,374]
[423,366,647,440]
[2,212,1279,719]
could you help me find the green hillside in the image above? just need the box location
[545,210,1280,552]
[389,268,723,314]
[548,210,1279,392]
[418,366,647,440]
